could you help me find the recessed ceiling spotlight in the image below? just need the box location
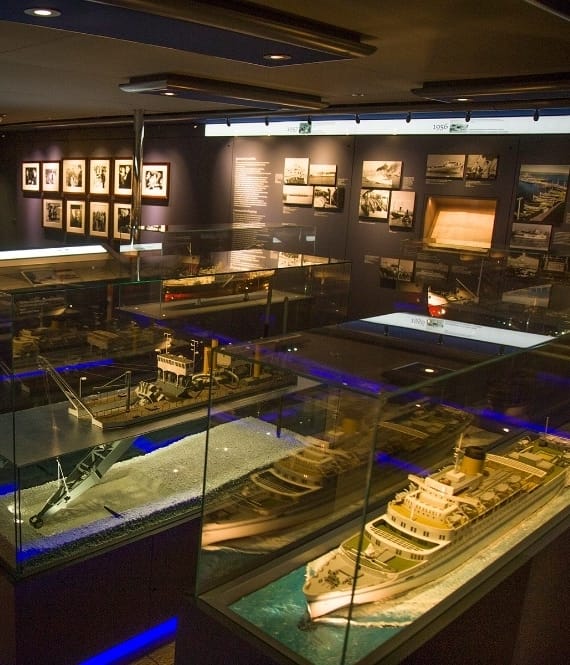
[161,91,176,96]
[456,97,470,102]
[351,92,365,97]
[263,53,291,61]
[24,8,62,18]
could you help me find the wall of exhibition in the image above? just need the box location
[1,115,570,322]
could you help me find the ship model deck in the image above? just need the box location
[303,432,570,619]
[202,401,473,546]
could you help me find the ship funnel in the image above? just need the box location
[460,446,486,475]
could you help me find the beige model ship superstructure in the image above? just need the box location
[202,402,473,546]
[303,433,569,619]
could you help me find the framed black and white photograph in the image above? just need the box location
[42,199,63,229]
[42,161,60,192]
[62,159,86,193]
[362,160,402,189]
[510,222,552,251]
[465,154,499,180]
[514,164,569,225]
[66,200,86,234]
[308,163,337,186]
[282,184,314,206]
[22,162,40,192]
[114,202,132,240]
[142,163,169,199]
[114,158,133,196]
[89,159,111,195]
[283,157,309,185]
[425,154,466,179]
[388,190,415,231]
[359,188,390,220]
[313,185,345,210]
[89,201,109,237]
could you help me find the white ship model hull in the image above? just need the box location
[303,433,569,619]
[202,403,473,546]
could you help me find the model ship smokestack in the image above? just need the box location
[460,446,486,475]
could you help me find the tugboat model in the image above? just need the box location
[303,432,569,619]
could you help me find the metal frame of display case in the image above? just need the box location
[188,323,570,665]
[0,240,350,577]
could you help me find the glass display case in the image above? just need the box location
[0,243,350,575]
[192,321,570,665]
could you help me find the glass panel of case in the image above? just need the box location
[195,324,570,665]
[0,247,350,575]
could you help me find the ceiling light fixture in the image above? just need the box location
[226,117,231,127]
[465,110,471,122]
[412,72,570,104]
[355,113,360,124]
[263,54,292,62]
[264,117,269,126]
[534,108,540,121]
[120,74,327,111]
[86,0,376,59]
[24,7,62,17]
[405,111,412,123]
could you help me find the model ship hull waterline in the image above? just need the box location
[303,433,569,620]
[202,402,473,546]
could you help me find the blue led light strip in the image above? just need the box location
[79,617,177,665]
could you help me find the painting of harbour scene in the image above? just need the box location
[514,164,569,225]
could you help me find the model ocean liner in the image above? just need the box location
[202,402,472,546]
[303,433,569,619]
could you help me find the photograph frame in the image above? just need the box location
[114,158,133,197]
[283,157,310,185]
[113,202,132,240]
[361,160,402,189]
[388,190,416,231]
[42,198,63,229]
[465,154,499,181]
[425,154,466,180]
[142,162,170,200]
[66,199,86,234]
[42,161,60,192]
[359,187,390,221]
[62,159,86,194]
[89,158,111,195]
[89,201,110,238]
[22,162,40,192]
[308,163,337,186]
[313,185,345,211]
[282,184,314,206]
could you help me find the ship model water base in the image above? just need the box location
[303,433,569,619]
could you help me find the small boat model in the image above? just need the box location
[303,432,569,619]
[202,402,473,546]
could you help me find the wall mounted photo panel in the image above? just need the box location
[308,163,337,186]
[66,200,86,234]
[388,190,415,231]
[465,154,498,180]
[42,161,60,192]
[510,222,552,252]
[359,188,390,220]
[42,199,63,229]
[114,202,132,240]
[361,160,402,189]
[89,201,109,237]
[313,185,344,210]
[283,157,309,185]
[114,158,133,196]
[282,184,314,206]
[142,163,169,199]
[22,162,40,192]
[425,154,466,179]
[89,159,111,195]
[514,164,569,225]
[62,159,86,193]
